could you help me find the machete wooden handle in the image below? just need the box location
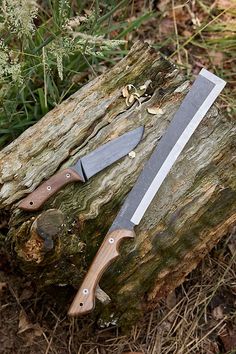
[68,229,135,316]
[19,168,84,211]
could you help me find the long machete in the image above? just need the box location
[19,127,144,211]
[68,68,226,316]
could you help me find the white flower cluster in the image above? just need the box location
[1,0,38,37]
[47,8,126,80]
[0,41,22,86]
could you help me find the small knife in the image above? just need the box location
[19,127,144,211]
[68,68,226,316]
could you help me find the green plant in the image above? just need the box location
[0,0,152,148]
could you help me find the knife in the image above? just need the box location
[19,127,144,211]
[68,68,226,316]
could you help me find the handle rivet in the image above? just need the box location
[83,288,89,295]
[66,173,71,178]
[47,186,51,191]
[109,238,114,244]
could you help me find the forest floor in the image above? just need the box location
[0,0,235,353]
[0,231,236,354]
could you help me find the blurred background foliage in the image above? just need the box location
[0,0,235,148]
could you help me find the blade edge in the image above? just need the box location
[130,74,226,225]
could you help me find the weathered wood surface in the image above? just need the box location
[0,42,235,326]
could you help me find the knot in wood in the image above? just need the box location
[34,209,65,251]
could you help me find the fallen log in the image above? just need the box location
[0,42,235,327]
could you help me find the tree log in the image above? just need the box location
[0,42,235,326]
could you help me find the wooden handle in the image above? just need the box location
[68,229,135,316]
[18,168,84,211]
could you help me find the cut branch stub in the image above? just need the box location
[15,209,65,266]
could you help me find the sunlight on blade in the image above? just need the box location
[130,69,226,225]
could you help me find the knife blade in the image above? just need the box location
[68,68,226,316]
[19,127,144,211]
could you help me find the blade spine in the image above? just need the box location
[130,78,226,225]
[82,126,143,161]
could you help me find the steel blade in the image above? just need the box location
[110,68,226,231]
[73,127,144,180]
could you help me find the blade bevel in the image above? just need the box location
[73,127,144,180]
[110,69,226,231]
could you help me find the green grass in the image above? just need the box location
[0,0,153,149]
[0,0,235,149]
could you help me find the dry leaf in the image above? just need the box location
[201,339,219,354]
[0,282,7,294]
[182,29,192,37]
[216,0,236,9]
[159,17,175,38]
[156,0,171,12]
[166,290,177,309]
[209,51,224,66]
[71,72,89,84]
[122,352,144,354]
[147,107,164,115]
[165,290,177,324]
[218,326,236,352]
[228,230,236,256]
[18,310,33,334]
[212,305,224,320]
[18,309,42,337]
[19,287,34,301]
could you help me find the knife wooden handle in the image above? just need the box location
[68,228,135,316]
[19,168,84,211]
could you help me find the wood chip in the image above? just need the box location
[122,86,129,98]
[147,107,164,115]
[128,94,135,104]
[139,84,147,90]
[139,79,152,91]
[129,151,136,159]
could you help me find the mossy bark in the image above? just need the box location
[0,42,235,326]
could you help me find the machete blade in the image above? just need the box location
[110,68,226,231]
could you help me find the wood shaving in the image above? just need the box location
[122,86,129,98]
[128,151,136,159]
[147,107,164,115]
[128,94,135,104]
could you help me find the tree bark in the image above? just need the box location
[0,42,235,326]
